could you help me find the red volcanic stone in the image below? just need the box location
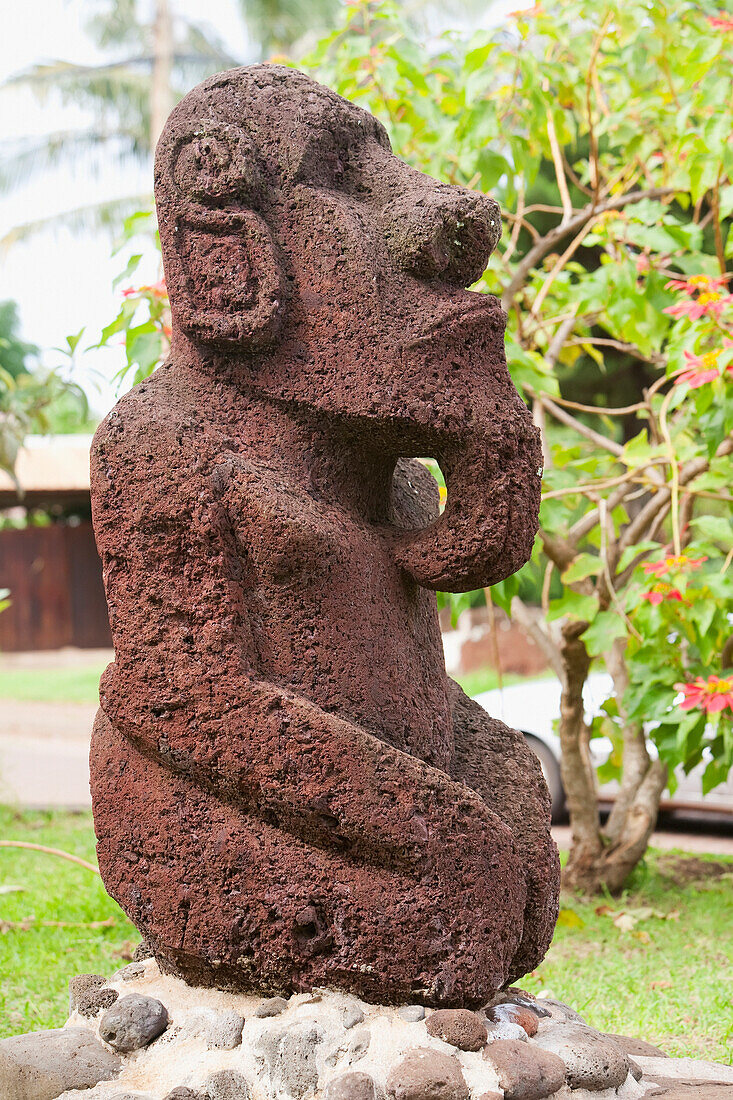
[426,1009,488,1051]
[89,63,560,1007]
[489,1002,539,1036]
[483,1040,566,1100]
[387,1049,469,1100]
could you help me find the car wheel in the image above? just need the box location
[523,733,566,823]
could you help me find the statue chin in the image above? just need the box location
[389,433,541,592]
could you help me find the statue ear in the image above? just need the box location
[163,207,287,348]
[160,127,288,348]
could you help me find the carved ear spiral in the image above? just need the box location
[160,126,288,349]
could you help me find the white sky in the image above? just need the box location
[0,0,518,419]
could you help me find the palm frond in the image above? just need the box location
[0,193,153,250]
[86,0,145,50]
[0,130,146,192]
[234,0,339,57]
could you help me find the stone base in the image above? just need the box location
[1,959,731,1100]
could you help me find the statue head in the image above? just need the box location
[155,64,541,591]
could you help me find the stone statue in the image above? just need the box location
[90,64,560,1008]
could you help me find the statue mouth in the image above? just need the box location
[410,292,505,347]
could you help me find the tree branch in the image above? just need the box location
[501,188,678,309]
[546,106,573,224]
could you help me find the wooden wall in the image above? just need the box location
[0,523,111,651]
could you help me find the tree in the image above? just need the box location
[97,0,733,893]
[0,0,246,242]
[0,300,38,380]
[0,326,89,481]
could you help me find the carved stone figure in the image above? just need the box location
[90,64,560,1007]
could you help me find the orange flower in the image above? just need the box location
[642,554,707,578]
[676,675,733,715]
[642,584,684,606]
[709,14,733,31]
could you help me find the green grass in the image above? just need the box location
[0,664,107,704]
[0,807,731,1062]
[522,851,733,1064]
[453,667,554,697]
[0,806,137,1037]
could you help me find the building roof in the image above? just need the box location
[0,435,92,508]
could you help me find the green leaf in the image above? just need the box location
[557,908,585,929]
[562,554,602,585]
[581,611,627,657]
[691,516,732,545]
[547,590,598,623]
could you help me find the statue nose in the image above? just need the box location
[382,187,501,286]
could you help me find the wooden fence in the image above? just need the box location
[0,523,111,651]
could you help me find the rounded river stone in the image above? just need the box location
[326,1071,379,1100]
[533,1022,630,1091]
[99,992,169,1052]
[0,1028,121,1100]
[387,1048,469,1100]
[483,1038,566,1100]
[203,1069,251,1100]
[426,1009,488,1051]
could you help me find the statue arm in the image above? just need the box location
[92,423,511,869]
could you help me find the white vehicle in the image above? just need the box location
[473,673,733,822]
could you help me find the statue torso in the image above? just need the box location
[94,362,454,772]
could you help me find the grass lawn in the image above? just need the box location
[0,806,137,1037]
[0,663,108,704]
[522,852,733,1064]
[0,806,731,1063]
[0,663,543,705]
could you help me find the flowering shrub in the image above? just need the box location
[94,211,171,386]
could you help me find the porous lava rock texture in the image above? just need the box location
[89,62,560,1007]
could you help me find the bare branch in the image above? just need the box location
[510,596,566,682]
[564,336,666,369]
[501,187,678,309]
[546,106,573,224]
[712,172,727,277]
[0,840,99,874]
[530,215,602,318]
[532,391,624,457]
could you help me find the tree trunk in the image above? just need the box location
[557,620,603,887]
[150,0,173,151]
[561,633,668,894]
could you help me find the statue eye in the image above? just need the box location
[173,127,261,205]
[291,130,353,191]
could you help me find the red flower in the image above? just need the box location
[642,554,707,578]
[665,274,729,294]
[664,274,733,321]
[642,585,684,606]
[121,279,168,300]
[675,675,733,715]
[664,294,733,321]
[709,14,733,31]
[676,348,733,388]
